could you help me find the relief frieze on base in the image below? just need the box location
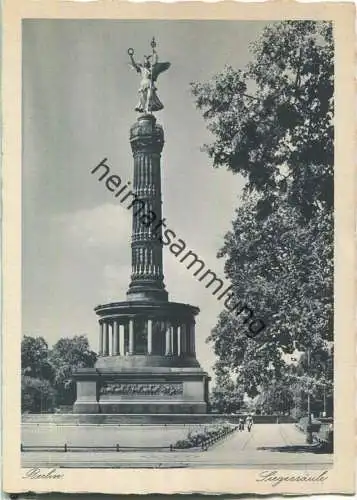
[100,382,183,397]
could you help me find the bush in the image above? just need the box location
[21,376,55,413]
[173,424,234,450]
[174,439,192,449]
[296,416,321,433]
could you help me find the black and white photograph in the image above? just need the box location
[2,1,355,496]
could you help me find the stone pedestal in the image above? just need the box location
[73,365,208,414]
[73,301,210,414]
[73,371,100,414]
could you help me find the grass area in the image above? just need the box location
[22,424,209,448]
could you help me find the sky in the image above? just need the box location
[22,19,269,378]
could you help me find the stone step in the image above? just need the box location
[22,413,297,425]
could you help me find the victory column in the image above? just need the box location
[73,38,210,415]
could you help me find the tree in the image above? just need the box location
[191,21,333,220]
[209,371,244,413]
[21,335,54,381]
[49,335,97,406]
[205,201,332,397]
[21,334,97,411]
[256,378,294,415]
[21,376,55,413]
[290,346,334,417]
[191,21,333,401]
[21,336,54,412]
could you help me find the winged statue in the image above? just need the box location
[128,37,171,113]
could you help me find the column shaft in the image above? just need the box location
[186,323,191,355]
[191,323,196,355]
[129,319,134,355]
[114,321,119,355]
[119,324,124,355]
[110,323,114,355]
[103,323,109,356]
[127,115,168,301]
[165,323,172,355]
[147,319,153,355]
[172,325,178,355]
[177,326,181,356]
[99,323,103,355]
[124,323,129,355]
[181,324,187,354]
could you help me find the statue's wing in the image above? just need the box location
[151,62,171,81]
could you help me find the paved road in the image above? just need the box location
[21,424,333,469]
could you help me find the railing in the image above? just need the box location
[199,425,238,451]
[21,443,178,453]
[172,425,239,452]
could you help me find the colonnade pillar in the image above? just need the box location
[177,326,181,356]
[186,323,190,355]
[175,322,195,356]
[129,319,134,355]
[191,323,196,355]
[111,324,114,355]
[103,323,109,356]
[119,324,125,355]
[165,325,172,355]
[124,323,129,355]
[147,319,153,355]
[187,322,195,355]
[180,324,187,354]
[172,325,178,355]
[113,321,119,355]
[99,323,103,355]
[163,322,192,356]
[98,317,196,357]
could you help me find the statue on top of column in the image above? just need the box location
[128,37,171,114]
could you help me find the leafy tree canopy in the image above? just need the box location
[255,378,294,415]
[21,375,55,413]
[50,335,97,381]
[209,371,245,413]
[207,200,332,396]
[191,21,334,400]
[21,334,97,411]
[21,335,54,381]
[191,21,333,221]
[49,335,97,405]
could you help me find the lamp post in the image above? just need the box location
[323,382,327,417]
[321,368,328,417]
[306,347,313,444]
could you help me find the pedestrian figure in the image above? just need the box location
[246,415,253,432]
[238,416,245,431]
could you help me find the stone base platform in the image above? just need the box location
[22,413,222,425]
[73,365,209,415]
[22,413,297,425]
[73,402,207,415]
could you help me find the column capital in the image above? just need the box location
[130,115,164,154]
